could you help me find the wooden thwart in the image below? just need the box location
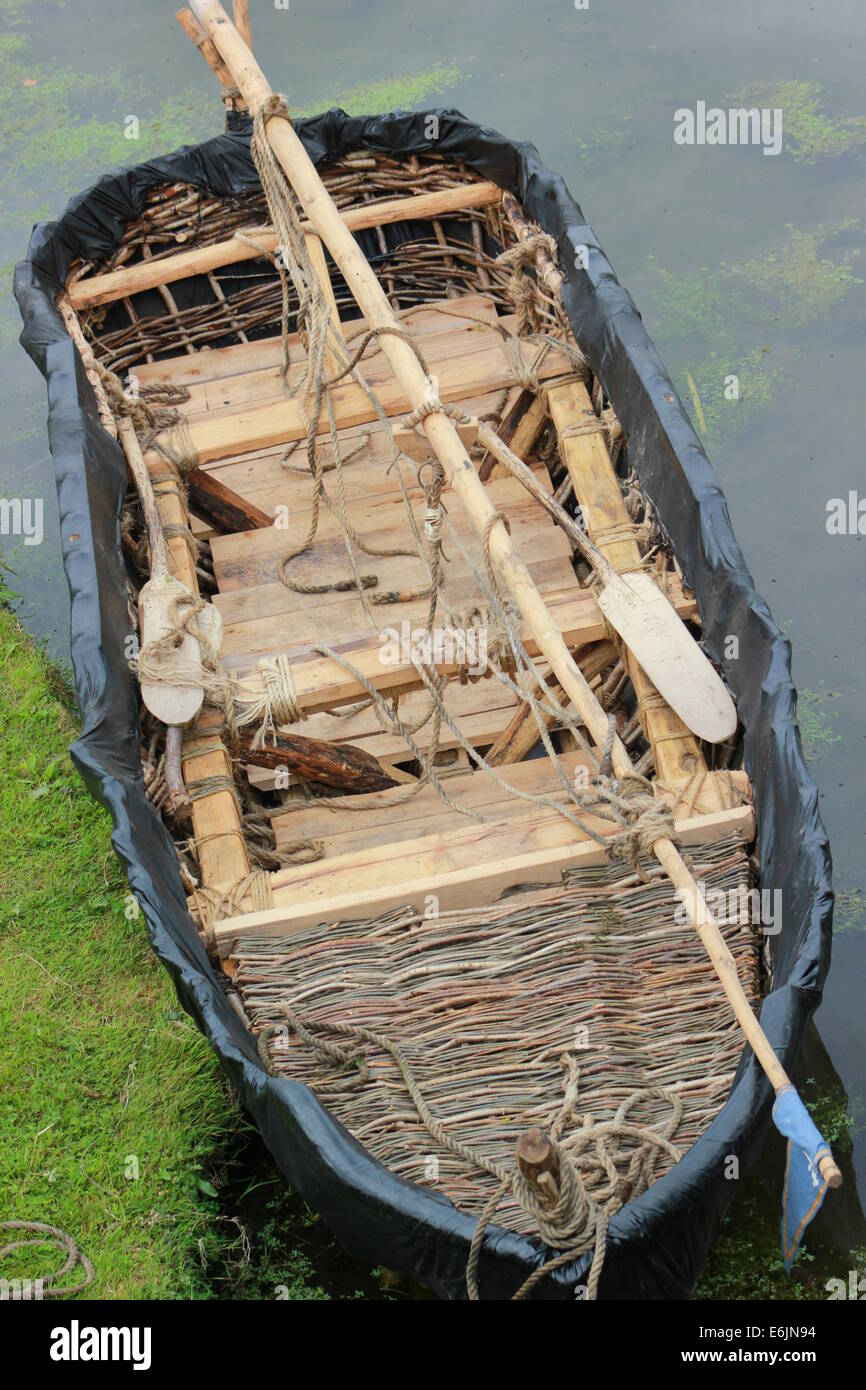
[132,292,498,388]
[155,323,573,466]
[214,803,755,946]
[221,576,698,714]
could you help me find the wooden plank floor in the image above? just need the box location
[158,286,720,935]
[158,315,574,466]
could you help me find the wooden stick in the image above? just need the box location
[237,729,406,793]
[232,0,251,47]
[176,8,234,89]
[188,0,841,1185]
[164,723,193,818]
[481,391,546,483]
[516,1128,560,1203]
[60,288,247,896]
[67,183,503,310]
[486,641,616,767]
[304,232,345,377]
[187,467,274,533]
[56,296,118,439]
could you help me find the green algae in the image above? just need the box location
[741,81,866,163]
[797,683,842,762]
[573,119,633,167]
[645,222,862,442]
[297,62,467,119]
[835,888,866,936]
[0,33,216,231]
[731,222,862,326]
[0,26,466,234]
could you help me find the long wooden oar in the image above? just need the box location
[397,410,735,744]
[500,193,739,745]
[57,295,205,731]
[186,0,841,1188]
[116,419,205,728]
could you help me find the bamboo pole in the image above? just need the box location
[232,0,251,47]
[186,0,841,1186]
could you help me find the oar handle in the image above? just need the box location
[818,1155,844,1189]
[475,417,616,580]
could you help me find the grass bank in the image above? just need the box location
[0,603,384,1299]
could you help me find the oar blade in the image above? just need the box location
[138,574,204,726]
[773,1088,839,1271]
[597,570,737,743]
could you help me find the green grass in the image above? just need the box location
[0,604,246,1296]
[0,606,395,1299]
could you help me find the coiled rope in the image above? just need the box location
[0,1221,94,1298]
[261,1008,682,1301]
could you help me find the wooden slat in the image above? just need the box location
[132,293,497,388]
[188,386,512,536]
[210,470,569,599]
[176,304,507,421]
[548,377,707,787]
[222,576,697,716]
[187,468,273,532]
[67,183,503,310]
[271,748,599,856]
[213,803,755,946]
[151,333,574,467]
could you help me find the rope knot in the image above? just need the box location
[256,93,290,123]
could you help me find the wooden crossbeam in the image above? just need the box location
[154,332,573,468]
[212,802,755,948]
[67,183,502,310]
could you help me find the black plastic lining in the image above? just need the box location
[14,107,833,1300]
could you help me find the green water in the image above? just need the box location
[1,0,864,1291]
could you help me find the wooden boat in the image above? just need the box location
[18,1,839,1299]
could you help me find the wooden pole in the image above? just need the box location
[232,0,251,47]
[176,8,234,90]
[186,0,842,1186]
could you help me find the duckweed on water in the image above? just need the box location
[645,223,863,441]
[297,63,467,119]
[835,889,866,936]
[730,222,862,326]
[739,81,866,163]
[797,683,842,762]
